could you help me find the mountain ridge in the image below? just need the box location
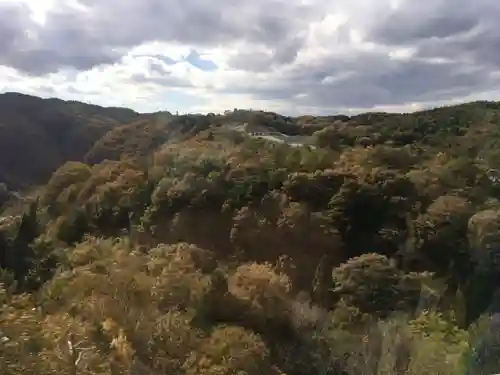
[2,91,500,190]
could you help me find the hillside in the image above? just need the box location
[2,92,500,190]
[0,93,141,188]
[3,96,500,374]
[83,113,213,165]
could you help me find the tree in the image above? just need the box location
[56,208,90,244]
[43,162,91,215]
[465,209,500,323]
[332,253,422,317]
[0,182,9,207]
[2,199,41,290]
[0,229,8,270]
[415,195,473,280]
[328,170,416,258]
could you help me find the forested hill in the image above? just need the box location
[0,92,141,188]
[3,94,500,374]
[2,92,500,190]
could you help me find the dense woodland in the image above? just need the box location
[2,93,500,374]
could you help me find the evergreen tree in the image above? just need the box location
[9,199,40,289]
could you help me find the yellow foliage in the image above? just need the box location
[184,325,278,375]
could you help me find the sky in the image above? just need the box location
[1,0,500,115]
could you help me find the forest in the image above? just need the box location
[2,93,500,374]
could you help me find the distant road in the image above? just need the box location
[250,133,316,149]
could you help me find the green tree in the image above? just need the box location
[56,208,90,244]
[332,253,422,317]
[2,200,41,290]
[0,182,8,207]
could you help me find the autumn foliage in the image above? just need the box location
[3,98,500,374]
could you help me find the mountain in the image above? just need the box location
[3,94,500,374]
[0,92,141,188]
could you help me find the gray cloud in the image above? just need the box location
[226,36,303,72]
[417,25,500,69]
[0,4,29,49]
[370,1,481,45]
[369,1,500,67]
[0,3,121,75]
[375,15,479,45]
[218,0,500,111]
[0,0,313,75]
[129,71,193,88]
[220,45,500,111]
[0,3,39,71]
[2,0,500,113]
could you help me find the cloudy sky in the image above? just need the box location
[1,0,500,115]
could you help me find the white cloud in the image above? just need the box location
[389,47,417,61]
[1,0,500,115]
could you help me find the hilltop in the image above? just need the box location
[2,94,500,374]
